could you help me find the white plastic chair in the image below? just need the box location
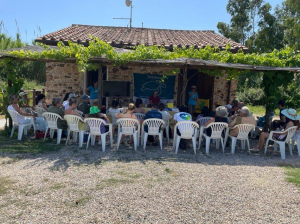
[290,130,300,157]
[75,109,84,117]
[173,121,199,154]
[141,119,165,150]
[43,112,64,144]
[195,117,212,140]
[196,117,212,127]
[64,115,86,148]
[133,113,145,121]
[264,126,297,159]
[35,106,47,117]
[199,122,228,155]
[116,118,140,151]
[161,112,172,143]
[8,109,35,140]
[226,124,255,154]
[84,118,113,151]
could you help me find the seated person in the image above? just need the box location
[108,99,122,114]
[63,92,77,110]
[134,98,145,114]
[272,99,289,130]
[230,99,239,116]
[196,106,211,120]
[36,94,48,111]
[65,98,88,131]
[205,106,229,137]
[149,91,160,106]
[252,108,300,152]
[77,94,91,116]
[115,103,139,145]
[142,103,163,146]
[8,94,47,132]
[48,98,68,130]
[159,103,170,116]
[229,106,256,137]
[173,105,192,149]
[88,106,111,141]
[19,91,32,108]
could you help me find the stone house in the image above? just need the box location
[35,24,247,109]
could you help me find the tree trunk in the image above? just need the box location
[7,79,12,129]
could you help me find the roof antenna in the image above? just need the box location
[142,22,143,28]
[113,0,133,29]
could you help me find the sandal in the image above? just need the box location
[251,148,260,152]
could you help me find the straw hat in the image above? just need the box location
[90,106,100,115]
[281,109,300,120]
[19,92,28,97]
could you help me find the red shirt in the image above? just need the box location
[149,96,160,104]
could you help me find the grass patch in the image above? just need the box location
[1,155,24,164]
[115,170,142,179]
[96,177,135,190]
[165,168,173,174]
[0,176,15,195]
[282,165,300,187]
[0,131,63,154]
[248,105,280,117]
[50,183,65,190]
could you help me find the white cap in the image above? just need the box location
[68,93,78,99]
[19,92,28,97]
[226,104,232,109]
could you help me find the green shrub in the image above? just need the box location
[237,88,265,106]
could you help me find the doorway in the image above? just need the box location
[85,66,107,106]
[185,69,214,110]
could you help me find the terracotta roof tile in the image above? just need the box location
[36,24,247,50]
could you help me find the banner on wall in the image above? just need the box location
[195,99,210,113]
[133,73,176,104]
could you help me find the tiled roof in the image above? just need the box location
[36,24,247,50]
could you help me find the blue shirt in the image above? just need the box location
[188,91,198,106]
[144,109,163,120]
[87,86,98,100]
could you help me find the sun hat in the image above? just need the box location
[19,92,28,97]
[281,109,300,120]
[226,104,232,109]
[191,85,196,89]
[90,106,100,115]
[82,94,90,100]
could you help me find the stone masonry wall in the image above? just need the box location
[45,62,237,109]
[213,74,238,109]
[45,62,84,103]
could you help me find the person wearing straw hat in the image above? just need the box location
[252,108,300,152]
[188,86,198,115]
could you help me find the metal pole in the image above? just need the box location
[130,2,133,28]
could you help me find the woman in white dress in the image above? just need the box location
[8,94,47,131]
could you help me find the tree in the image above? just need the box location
[247,3,284,53]
[281,0,300,50]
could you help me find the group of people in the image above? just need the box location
[8,87,300,154]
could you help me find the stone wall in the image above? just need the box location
[45,62,237,109]
[213,74,238,109]
[45,62,84,103]
[107,65,179,106]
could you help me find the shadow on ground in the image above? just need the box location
[1,130,300,172]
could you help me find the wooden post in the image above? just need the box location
[7,79,12,128]
[182,65,188,105]
[98,63,103,109]
[33,89,36,106]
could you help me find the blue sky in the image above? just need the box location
[1,0,284,43]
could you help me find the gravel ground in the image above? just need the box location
[1,137,300,223]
